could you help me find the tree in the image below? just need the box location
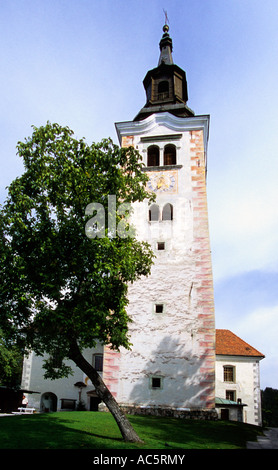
[0,122,155,442]
[261,388,278,427]
[0,329,23,388]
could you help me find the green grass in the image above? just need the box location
[0,411,262,449]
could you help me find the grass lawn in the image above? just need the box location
[0,411,263,450]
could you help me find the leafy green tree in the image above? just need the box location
[0,329,23,388]
[0,122,155,442]
[261,387,278,427]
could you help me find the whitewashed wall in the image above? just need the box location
[113,112,215,411]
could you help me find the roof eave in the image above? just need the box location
[216,353,265,359]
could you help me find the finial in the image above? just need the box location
[158,10,173,64]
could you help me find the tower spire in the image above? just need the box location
[133,22,194,121]
[158,23,173,65]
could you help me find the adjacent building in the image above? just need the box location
[215,329,264,426]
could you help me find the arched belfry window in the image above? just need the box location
[158,80,169,100]
[149,204,159,221]
[164,144,176,165]
[147,145,159,167]
[162,203,173,221]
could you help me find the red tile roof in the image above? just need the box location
[216,329,264,357]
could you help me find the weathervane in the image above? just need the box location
[163,9,169,26]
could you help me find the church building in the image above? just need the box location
[21,25,263,425]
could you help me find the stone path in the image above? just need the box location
[247,428,278,449]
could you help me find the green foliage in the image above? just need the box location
[0,122,155,379]
[76,400,87,411]
[261,387,278,427]
[0,329,23,388]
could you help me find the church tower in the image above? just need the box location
[108,25,216,415]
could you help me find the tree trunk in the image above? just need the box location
[68,339,143,443]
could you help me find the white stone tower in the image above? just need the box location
[104,25,216,415]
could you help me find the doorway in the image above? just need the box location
[90,396,101,411]
[220,408,230,420]
[87,391,102,411]
[40,392,57,412]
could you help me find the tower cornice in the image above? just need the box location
[116,112,209,150]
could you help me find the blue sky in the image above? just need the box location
[1,0,278,389]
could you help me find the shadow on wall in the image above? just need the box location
[127,335,214,410]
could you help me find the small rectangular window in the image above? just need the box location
[155,304,164,313]
[151,377,161,389]
[226,390,236,401]
[60,399,76,410]
[157,242,165,250]
[93,354,103,372]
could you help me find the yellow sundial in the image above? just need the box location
[156,176,169,189]
[147,171,177,193]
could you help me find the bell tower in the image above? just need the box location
[134,25,194,122]
[110,24,216,417]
